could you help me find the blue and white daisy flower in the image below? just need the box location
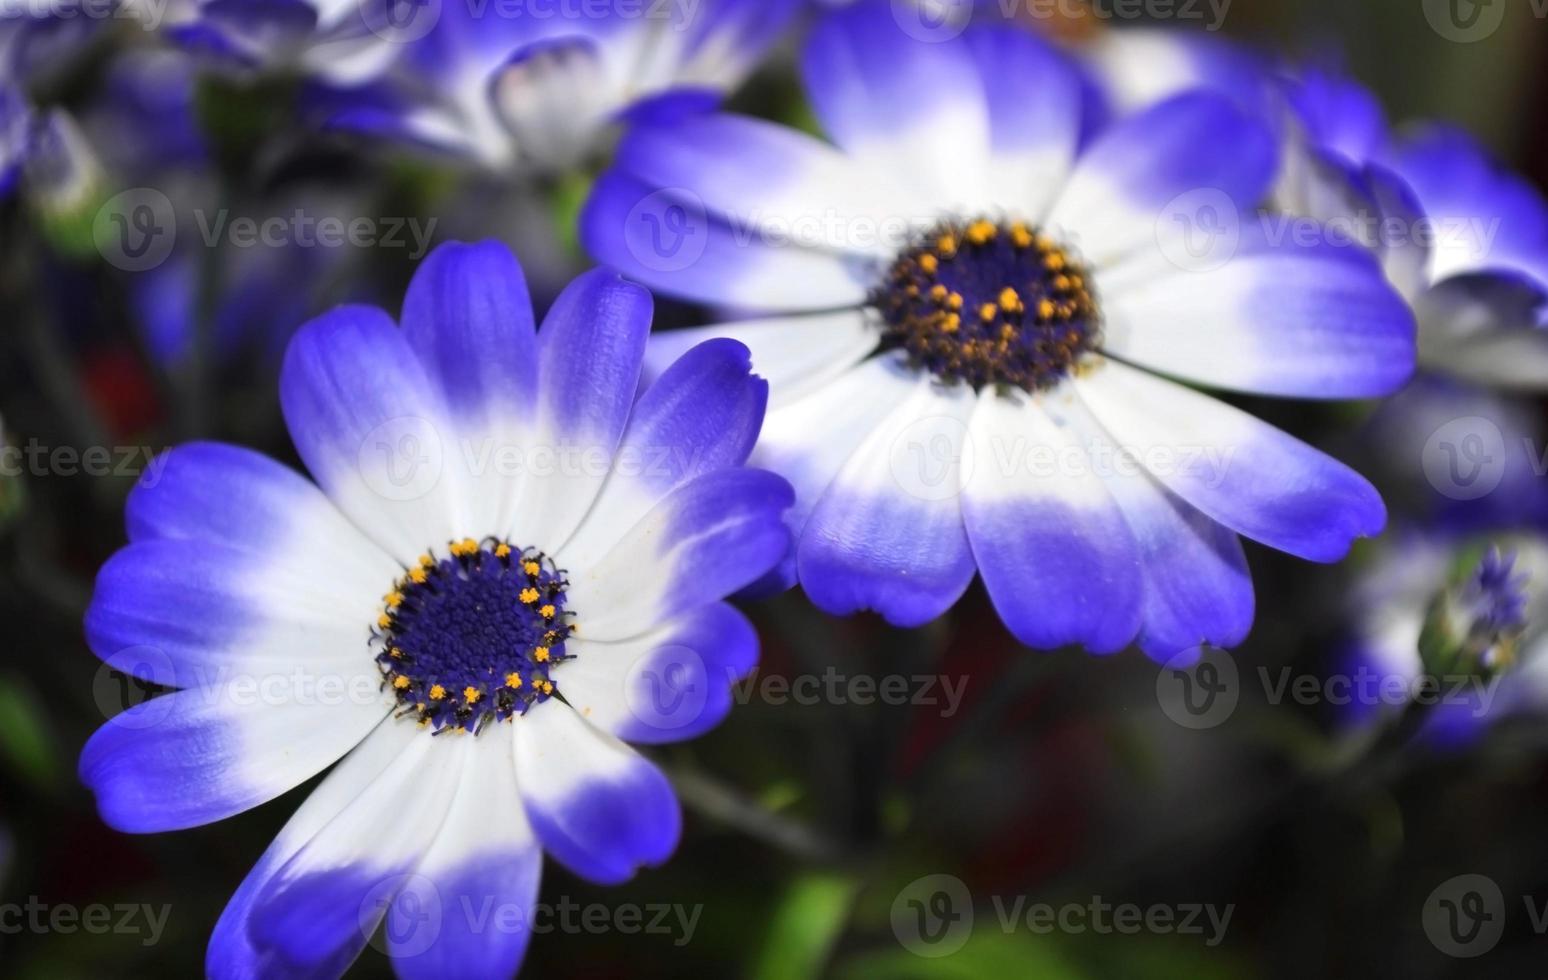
[1351,122,1548,389]
[79,240,791,977]
[1345,531,1548,746]
[1085,35,1548,391]
[318,0,798,172]
[165,0,406,84]
[582,5,1416,658]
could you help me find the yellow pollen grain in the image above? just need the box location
[1037,299,1056,320]
[917,253,939,275]
[539,604,556,619]
[505,672,523,689]
[540,680,554,695]
[384,591,403,608]
[947,292,963,311]
[429,684,446,701]
[936,232,958,255]
[519,587,540,604]
[966,219,996,245]
[940,313,960,334]
[534,646,550,662]
[408,567,427,584]
[523,560,541,576]
[494,543,511,559]
[978,302,998,323]
[929,284,948,303]
[463,686,481,704]
[417,553,434,567]
[998,287,1022,313]
[377,613,392,629]
[392,675,410,690]
[1010,224,1033,248]
[1044,252,1066,272]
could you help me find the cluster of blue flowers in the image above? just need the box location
[1,0,1538,974]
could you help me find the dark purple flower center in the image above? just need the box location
[874,218,1101,391]
[373,538,575,733]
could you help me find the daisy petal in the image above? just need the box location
[389,734,542,980]
[1058,400,1254,658]
[1076,358,1386,562]
[963,25,1084,218]
[515,705,681,885]
[798,379,975,627]
[79,680,389,833]
[1046,93,1275,267]
[280,304,466,564]
[246,726,464,976]
[560,338,768,570]
[556,602,757,744]
[566,468,793,641]
[751,353,918,590]
[961,389,1142,653]
[581,170,871,311]
[400,239,537,426]
[400,239,541,538]
[1100,236,1415,398]
[801,0,990,205]
[612,112,914,252]
[207,717,408,980]
[125,440,395,592]
[507,269,651,548]
[642,311,877,408]
[86,538,381,688]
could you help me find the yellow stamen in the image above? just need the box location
[429,684,446,701]
[966,219,997,245]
